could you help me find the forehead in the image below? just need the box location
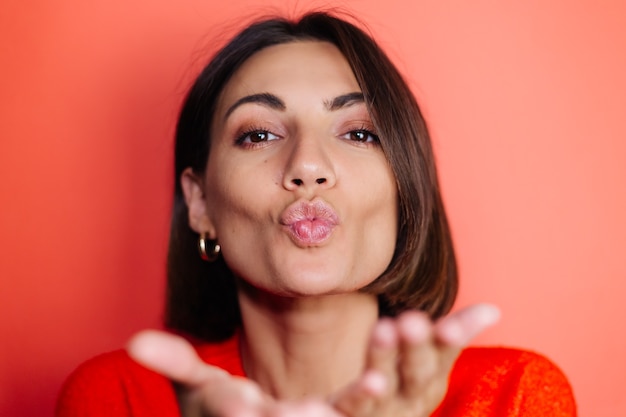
[218,41,361,108]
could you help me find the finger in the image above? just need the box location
[366,318,399,393]
[435,303,501,347]
[127,330,227,387]
[128,331,269,417]
[330,369,387,417]
[396,311,439,397]
[194,385,266,417]
[331,320,398,416]
[272,400,345,417]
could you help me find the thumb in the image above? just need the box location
[435,303,501,346]
[127,330,227,387]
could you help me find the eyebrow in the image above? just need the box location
[324,92,365,110]
[224,91,366,121]
[224,93,286,120]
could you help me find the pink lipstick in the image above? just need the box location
[280,199,339,246]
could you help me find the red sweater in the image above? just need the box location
[56,334,576,416]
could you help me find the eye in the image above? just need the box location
[342,129,380,144]
[236,129,280,145]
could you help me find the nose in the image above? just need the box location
[282,134,336,191]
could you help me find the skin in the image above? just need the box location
[128,41,501,417]
[188,40,398,298]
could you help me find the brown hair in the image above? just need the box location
[165,11,457,341]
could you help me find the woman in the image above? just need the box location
[57,12,576,417]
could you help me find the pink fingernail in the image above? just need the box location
[363,370,387,394]
[480,304,501,325]
[440,320,463,344]
[399,313,430,343]
[373,320,397,347]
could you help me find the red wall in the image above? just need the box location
[1,1,624,416]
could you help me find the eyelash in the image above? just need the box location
[233,125,380,148]
[341,127,380,145]
[234,126,280,147]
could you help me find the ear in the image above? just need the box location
[180,167,217,238]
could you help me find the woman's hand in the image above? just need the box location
[127,331,344,417]
[330,304,500,417]
[127,303,499,417]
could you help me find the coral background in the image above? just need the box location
[1,0,624,415]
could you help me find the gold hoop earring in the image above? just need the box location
[198,233,220,262]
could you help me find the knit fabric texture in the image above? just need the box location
[56,333,576,416]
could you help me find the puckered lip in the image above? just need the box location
[279,198,339,246]
[280,198,339,225]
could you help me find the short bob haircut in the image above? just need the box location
[165,11,458,341]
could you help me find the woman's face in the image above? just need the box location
[184,41,398,297]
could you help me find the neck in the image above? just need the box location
[236,285,379,400]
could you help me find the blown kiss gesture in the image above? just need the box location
[128,304,500,417]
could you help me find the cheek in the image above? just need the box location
[348,162,399,273]
[372,189,399,264]
[204,157,274,241]
[375,167,399,260]
[207,181,255,232]
[361,163,398,224]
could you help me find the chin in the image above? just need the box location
[272,269,375,298]
[275,278,342,297]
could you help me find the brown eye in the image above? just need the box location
[343,130,380,143]
[249,131,270,142]
[236,130,279,145]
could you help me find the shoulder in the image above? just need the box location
[454,346,569,380]
[55,334,243,417]
[435,347,577,417]
[56,349,180,417]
